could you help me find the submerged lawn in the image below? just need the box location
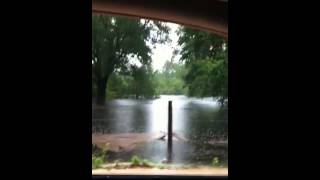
[92,132,228,175]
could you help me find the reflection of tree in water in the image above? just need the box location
[92,99,228,166]
[92,101,153,133]
[184,108,228,165]
[92,104,113,133]
[187,108,228,143]
[190,143,228,165]
[130,102,150,133]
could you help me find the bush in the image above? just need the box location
[131,155,142,166]
[92,156,105,169]
[92,144,108,169]
[212,157,220,167]
[130,156,156,167]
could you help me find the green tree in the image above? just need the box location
[177,27,225,63]
[210,52,228,106]
[177,27,228,106]
[106,73,133,99]
[154,60,187,95]
[92,15,169,105]
[130,64,157,99]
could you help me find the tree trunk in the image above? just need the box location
[135,84,139,99]
[96,77,108,105]
[218,97,225,108]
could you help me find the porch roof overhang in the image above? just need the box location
[92,0,228,39]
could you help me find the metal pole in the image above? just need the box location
[167,101,172,162]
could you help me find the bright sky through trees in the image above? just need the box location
[151,22,181,71]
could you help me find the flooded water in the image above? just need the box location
[92,95,228,166]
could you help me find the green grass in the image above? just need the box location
[130,155,142,166]
[94,154,208,170]
[92,156,105,169]
[92,144,109,169]
[130,155,154,167]
[130,155,170,169]
[141,159,154,167]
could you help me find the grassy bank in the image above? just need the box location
[93,144,227,170]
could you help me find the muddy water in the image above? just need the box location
[92,95,228,166]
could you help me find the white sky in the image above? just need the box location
[127,21,182,71]
[151,23,180,70]
[150,22,181,71]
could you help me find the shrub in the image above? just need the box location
[92,156,105,169]
[212,157,220,167]
[131,155,142,166]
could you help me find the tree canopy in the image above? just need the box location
[177,27,228,106]
[154,60,187,95]
[92,15,228,107]
[92,15,169,105]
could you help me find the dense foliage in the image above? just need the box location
[92,15,169,104]
[105,61,186,99]
[177,27,228,106]
[92,15,228,107]
[154,60,187,95]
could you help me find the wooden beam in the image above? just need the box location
[92,0,228,39]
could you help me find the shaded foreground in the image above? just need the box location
[93,132,228,168]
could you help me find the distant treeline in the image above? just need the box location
[92,61,187,99]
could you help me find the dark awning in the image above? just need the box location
[92,0,228,39]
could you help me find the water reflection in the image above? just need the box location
[92,95,228,165]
